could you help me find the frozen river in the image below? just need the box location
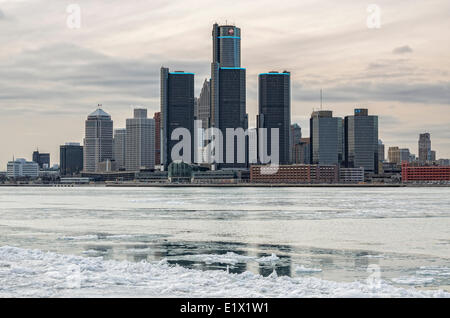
[0,186,449,297]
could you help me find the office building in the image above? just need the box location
[113,129,126,170]
[197,79,211,130]
[257,71,291,165]
[210,23,248,169]
[339,167,365,183]
[125,108,155,171]
[160,68,195,169]
[154,112,161,166]
[32,151,50,169]
[83,106,113,172]
[60,143,83,176]
[378,140,385,162]
[388,147,410,165]
[418,133,431,164]
[7,158,39,179]
[345,108,379,174]
[310,110,343,166]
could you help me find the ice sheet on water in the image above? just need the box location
[295,265,323,273]
[0,246,448,298]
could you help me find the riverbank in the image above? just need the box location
[2,182,449,187]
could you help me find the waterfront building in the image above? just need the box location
[60,143,83,176]
[402,162,450,182]
[344,108,379,174]
[339,167,365,184]
[250,164,339,184]
[32,151,50,169]
[257,71,291,165]
[310,110,343,166]
[83,107,113,172]
[210,23,248,169]
[125,108,155,171]
[160,68,195,169]
[7,158,39,179]
[113,129,126,170]
[290,124,302,163]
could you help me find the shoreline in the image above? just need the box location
[1,183,449,188]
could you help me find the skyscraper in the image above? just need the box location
[378,139,385,162]
[257,72,291,164]
[345,108,379,174]
[153,112,161,166]
[418,133,431,164]
[83,107,113,172]
[310,110,343,166]
[60,143,83,176]
[290,124,302,164]
[113,128,126,170]
[125,108,155,171]
[210,23,248,169]
[197,79,211,130]
[160,68,195,169]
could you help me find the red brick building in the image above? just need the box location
[250,164,338,184]
[401,162,450,182]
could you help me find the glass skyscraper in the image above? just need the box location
[257,72,291,164]
[310,110,343,166]
[210,24,248,169]
[160,68,195,169]
[344,108,379,174]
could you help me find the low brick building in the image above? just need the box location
[250,164,338,184]
[401,162,450,182]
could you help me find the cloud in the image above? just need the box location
[393,45,413,54]
[0,9,5,19]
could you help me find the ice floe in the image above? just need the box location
[0,246,449,298]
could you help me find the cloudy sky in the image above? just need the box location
[0,0,449,167]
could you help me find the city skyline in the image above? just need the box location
[1,0,450,168]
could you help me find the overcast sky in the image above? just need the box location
[0,0,449,167]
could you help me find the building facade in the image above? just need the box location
[257,72,291,165]
[402,162,450,182]
[113,128,126,170]
[250,164,339,184]
[153,112,161,166]
[83,107,113,172]
[7,159,39,179]
[339,167,365,183]
[125,108,155,171]
[310,110,343,166]
[60,143,83,176]
[210,24,248,169]
[344,108,379,174]
[32,151,50,169]
[418,133,431,164]
[160,68,195,169]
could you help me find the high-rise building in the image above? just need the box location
[298,138,311,164]
[389,146,410,164]
[32,151,50,169]
[378,139,385,162]
[197,79,211,130]
[153,112,161,166]
[210,23,248,169]
[310,110,343,166]
[83,107,113,172]
[344,108,379,174]
[125,108,155,171]
[418,133,431,164]
[290,124,302,164]
[160,68,195,169]
[113,129,126,170]
[257,72,291,165]
[7,158,39,179]
[60,143,83,176]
